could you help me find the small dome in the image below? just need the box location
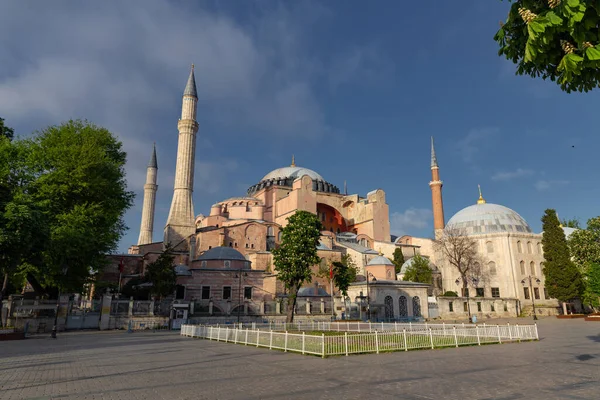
[261,166,324,182]
[446,203,532,235]
[198,246,247,261]
[367,255,394,266]
[174,264,192,276]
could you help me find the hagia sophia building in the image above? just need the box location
[106,66,563,319]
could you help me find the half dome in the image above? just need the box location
[446,203,532,235]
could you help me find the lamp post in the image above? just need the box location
[455,276,478,323]
[366,272,376,321]
[521,275,541,321]
[51,266,69,339]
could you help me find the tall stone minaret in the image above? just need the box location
[429,137,445,238]
[138,144,159,245]
[164,65,199,246]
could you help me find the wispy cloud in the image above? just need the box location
[456,127,498,163]
[535,179,570,191]
[390,208,432,237]
[492,168,535,182]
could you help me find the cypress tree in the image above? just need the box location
[541,209,582,303]
[392,248,405,274]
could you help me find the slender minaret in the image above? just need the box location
[429,137,445,238]
[164,65,199,246]
[137,144,158,245]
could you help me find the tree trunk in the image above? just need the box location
[0,272,8,305]
[286,284,300,323]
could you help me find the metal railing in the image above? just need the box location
[180,322,538,358]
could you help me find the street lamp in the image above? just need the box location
[51,266,69,339]
[521,275,541,321]
[366,272,376,321]
[235,270,248,324]
[455,276,479,323]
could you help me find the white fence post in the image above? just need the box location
[369,321,372,332]
[516,324,521,342]
[497,325,502,344]
[269,330,273,349]
[395,321,398,331]
[453,326,458,348]
[443,322,446,336]
[302,332,305,355]
[375,331,380,354]
[534,323,539,340]
[381,322,384,331]
[284,331,288,352]
[403,329,408,351]
[507,323,512,341]
[429,328,434,349]
[225,327,229,343]
[233,328,237,344]
[476,325,481,345]
[256,330,260,347]
[322,333,325,358]
[245,328,249,345]
[344,332,349,356]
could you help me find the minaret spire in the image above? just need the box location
[477,184,486,204]
[165,66,200,246]
[429,137,445,238]
[291,154,296,167]
[431,136,438,168]
[138,144,159,245]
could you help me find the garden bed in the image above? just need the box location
[556,314,586,319]
[584,314,600,322]
[0,329,26,341]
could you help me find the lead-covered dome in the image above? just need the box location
[446,203,532,235]
[198,246,247,261]
[261,166,324,182]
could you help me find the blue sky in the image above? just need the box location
[1,1,597,253]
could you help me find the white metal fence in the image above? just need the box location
[181,322,538,357]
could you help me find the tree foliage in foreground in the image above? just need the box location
[561,217,582,228]
[392,247,405,274]
[567,216,600,308]
[272,210,322,323]
[495,0,600,93]
[402,255,433,284]
[145,245,176,299]
[0,118,14,141]
[332,254,358,297]
[541,209,582,302]
[0,120,134,297]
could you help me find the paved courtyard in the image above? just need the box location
[0,317,598,400]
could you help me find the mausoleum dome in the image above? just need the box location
[198,246,247,261]
[447,202,532,235]
[367,255,394,266]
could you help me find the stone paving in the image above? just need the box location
[0,317,599,399]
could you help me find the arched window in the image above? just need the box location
[387,270,392,279]
[537,242,542,254]
[224,260,231,268]
[530,261,536,275]
[486,241,494,253]
[245,243,249,248]
[229,242,233,247]
[201,261,207,268]
[384,296,394,320]
[517,241,523,253]
[488,261,497,276]
[251,244,254,249]
[267,226,274,236]
[278,231,282,242]
[520,261,525,275]
[527,242,533,254]
[399,296,408,317]
[412,296,421,317]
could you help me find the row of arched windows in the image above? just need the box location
[485,240,543,255]
[520,261,544,276]
[383,295,421,319]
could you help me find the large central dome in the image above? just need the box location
[247,158,339,196]
[261,166,324,182]
[446,202,532,235]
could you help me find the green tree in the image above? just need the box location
[144,246,176,299]
[567,217,600,308]
[392,247,405,274]
[332,254,358,297]
[27,120,133,295]
[272,210,322,323]
[561,218,581,229]
[0,137,47,301]
[583,263,600,309]
[402,255,433,284]
[0,118,14,141]
[495,0,600,93]
[541,209,583,304]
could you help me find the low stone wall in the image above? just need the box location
[435,297,520,320]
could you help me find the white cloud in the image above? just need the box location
[492,168,535,181]
[535,179,569,191]
[390,208,432,237]
[456,127,498,163]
